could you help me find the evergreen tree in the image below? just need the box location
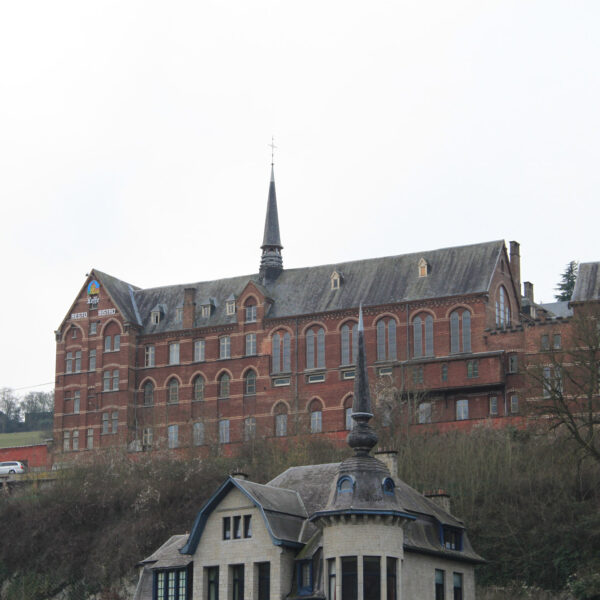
[554,260,578,301]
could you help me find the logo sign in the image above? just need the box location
[87,280,100,295]
[87,280,100,307]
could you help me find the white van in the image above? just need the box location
[0,461,26,474]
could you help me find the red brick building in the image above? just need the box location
[52,166,585,463]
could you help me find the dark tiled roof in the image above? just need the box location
[571,262,600,302]
[94,240,505,332]
[538,301,573,318]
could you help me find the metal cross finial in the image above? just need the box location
[269,136,277,165]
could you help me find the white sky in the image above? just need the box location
[1,1,598,394]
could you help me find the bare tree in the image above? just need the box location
[526,305,600,465]
[0,387,21,432]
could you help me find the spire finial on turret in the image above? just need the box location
[347,304,378,456]
[259,143,283,282]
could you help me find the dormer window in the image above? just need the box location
[442,526,463,551]
[226,300,236,315]
[175,306,183,323]
[245,304,257,323]
[337,475,354,494]
[330,270,342,290]
[382,477,395,495]
[151,311,161,324]
[201,304,211,318]
[418,258,429,278]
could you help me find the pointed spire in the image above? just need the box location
[347,305,378,456]
[260,163,283,281]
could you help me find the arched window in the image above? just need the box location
[193,375,204,402]
[425,315,434,356]
[306,326,326,369]
[244,370,256,396]
[340,323,358,365]
[413,316,423,358]
[218,373,230,398]
[376,318,397,361]
[272,331,291,373]
[245,300,257,323]
[167,379,179,404]
[143,381,154,406]
[450,310,472,354]
[275,404,287,437]
[309,400,322,434]
[496,286,510,328]
[337,476,354,493]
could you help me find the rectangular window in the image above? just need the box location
[307,373,325,383]
[441,363,448,382]
[206,566,219,600]
[346,407,353,430]
[342,370,355,380]
[553,334,562,349]
[63,431,70,452]
[508,354,518,373]
[201,305,211,318]
[219,419,230,444]
[328,559,336,600]
[311,410,322,433]
[435,569,445,600]
[193,422,204,446]
[257,562,270,600]
[220,336,231,359]
[299,562,312,595]
[341,557,357,600]
[112,369,119,391]
[66,352,73,374]
[102,413,109,434]
[244,417,256,441]
[175,307,183,323]
[245,305,257,322]
[105,335,111,352]
[418,402,431,424]
[275,413,287,437]
[145,345,155,367]
[541,334,550,350]
[233,515,242,539]
[169,342,180,365]
[75,351,82,372]
[223,517,231,540]
[226,300,236,315]
[151,311,160,324]
[412,365,424,384]
[386,557,397,600]
[194,340,205,362]
[73,391,80,414]
[243,515,252,538]
[90,322,97,335]
[231,565,244,600]
[467,360,479,378]
[510,394,519,413]
[89,349,96,371]
[87,428,93,449]
[143,427,153,447]
[456,399,468,421]
[453,573,463,600]
[489,396,498,415]
[363,556,380,600]
[112,411,118,433]
[168,424,178,448]
[103,371,111,391]
[72,430,79,451]
[246,333,257,356]
[113,334,120,351]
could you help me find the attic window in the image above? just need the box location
[382,477,395,495]
[201,305,212,318]
[337,475,354,494]
[418,258,429,278]
[175,307,183,323]
[226,300,236,315]
[330,271,342,290]
[151,311,161,324]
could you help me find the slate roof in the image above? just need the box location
[262,165,282,248]
[90,240,505,332]
[571,262,600,302]
[538,301,573,318]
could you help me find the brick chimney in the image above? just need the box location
[231,470,249,481]
[523,281,534,303]
[374,449,398,477]
[183,288,196,329]
[424,488,451,514]
[509,241,521,311]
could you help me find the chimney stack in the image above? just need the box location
[509,241,521,311]
[374,449,398,478]
[523,281,534,303]
[231,470,249,481]
[424,489,451,514]
[183,288,196,329]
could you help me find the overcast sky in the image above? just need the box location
[1,1,598,395]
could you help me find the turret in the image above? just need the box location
[259,165,283,282]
